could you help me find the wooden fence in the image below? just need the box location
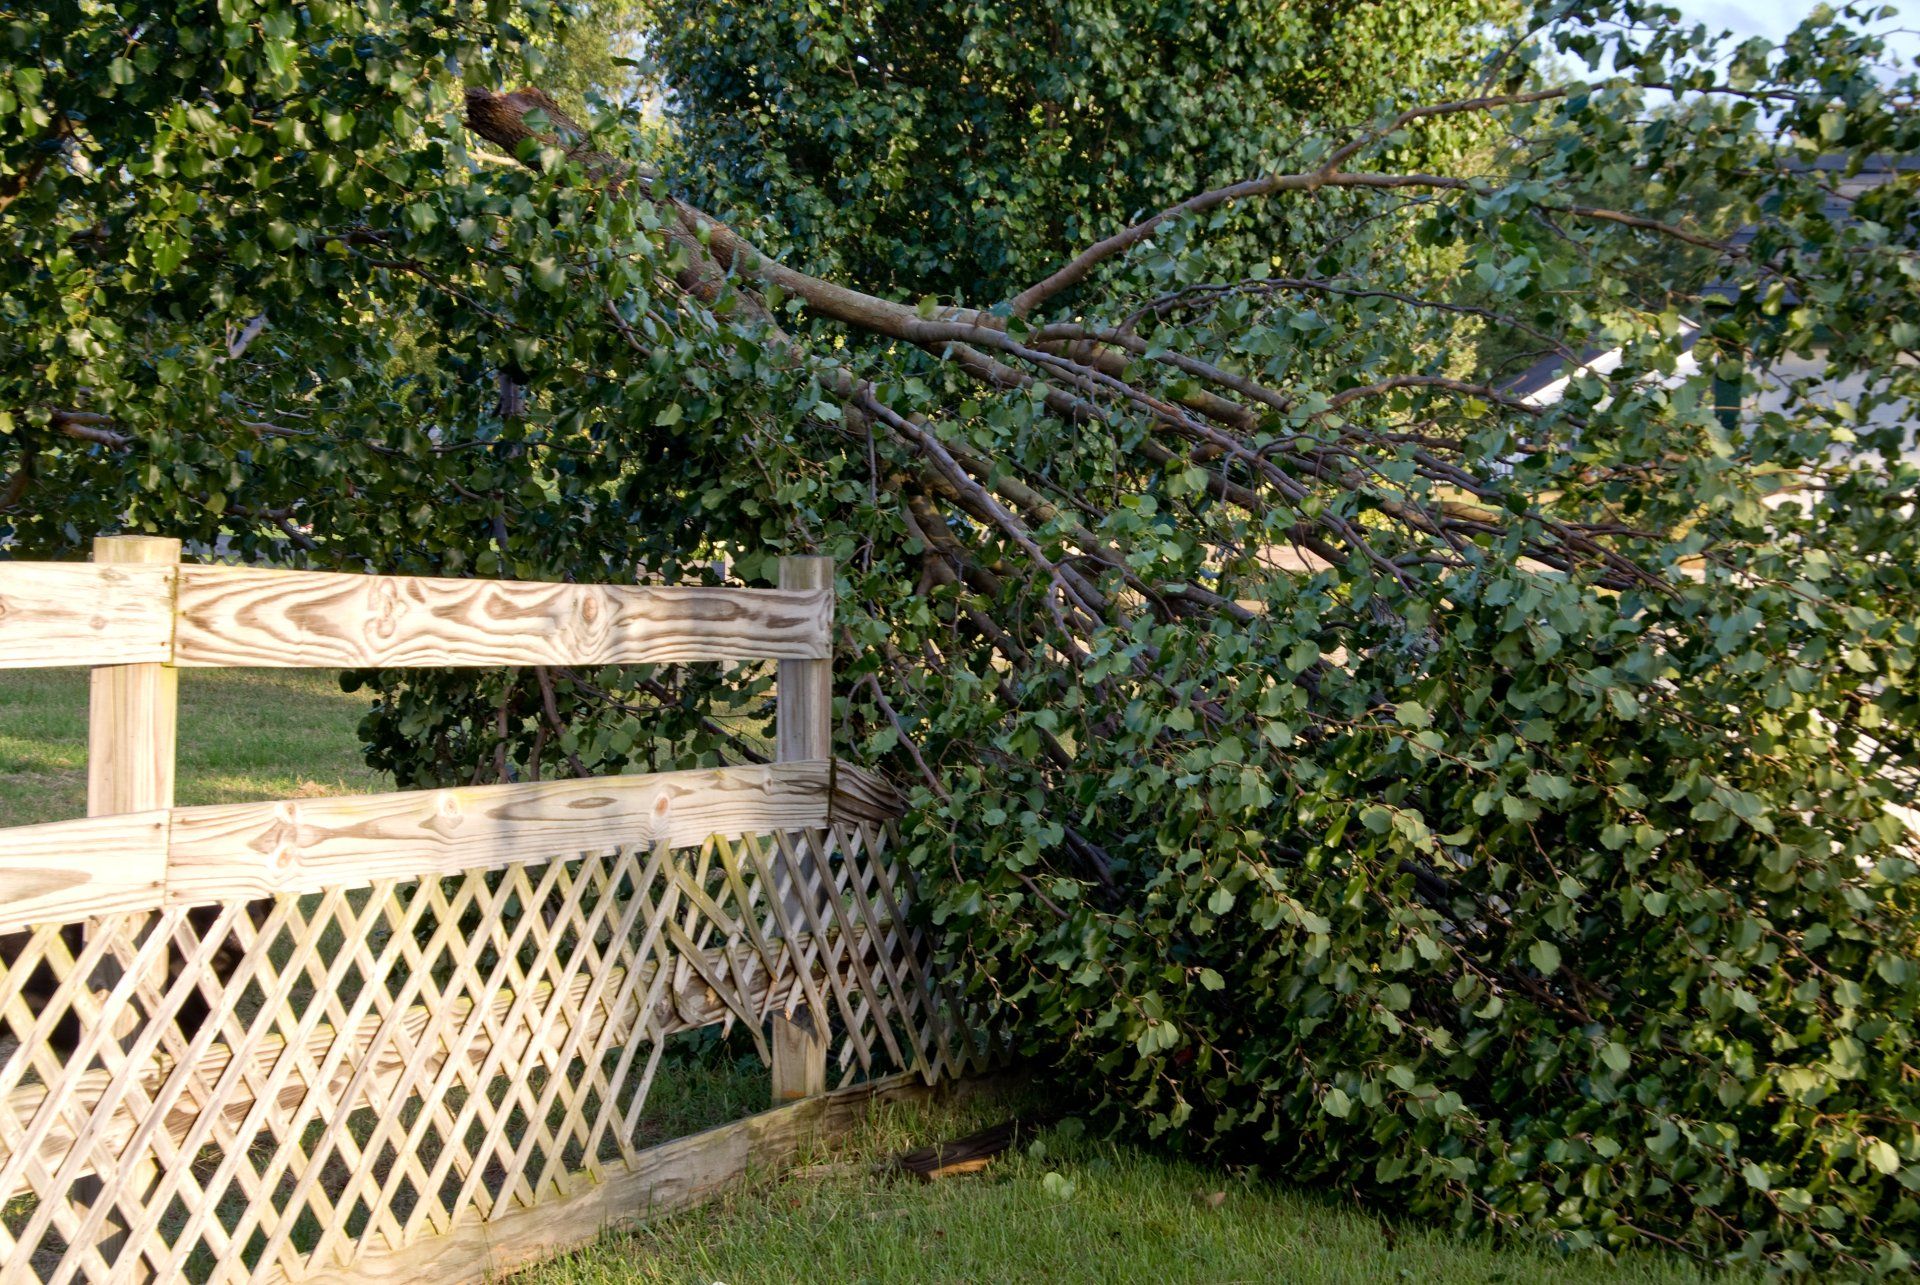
[0,538,988,1283]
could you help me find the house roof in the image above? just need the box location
[1503,325,1704,404]
[1725,153,1920,253]
[1502,154,1915,405]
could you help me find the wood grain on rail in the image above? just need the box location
[829,760,908,826]
[0,811,169,932]
[0,760,889,920]
[0,561,176,668]
[172,565,832,669]
[164,761,839,903]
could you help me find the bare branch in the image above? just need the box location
[49,410,131,448]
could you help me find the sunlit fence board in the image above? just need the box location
[0,763,862,928]
[0,563,175,669]
[164,761,839,903]
[172,565,832,668]
[0,812,169,932]
[1,559,831,670]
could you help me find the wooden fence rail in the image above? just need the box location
[0,538,988,1284]
[0,562,833,671]
[0,759,903,932]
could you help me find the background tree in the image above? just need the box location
[649,0,1520,301]
[534,0,651,109]
[2,1,1917,1272]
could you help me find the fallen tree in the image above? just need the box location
[3,1,1917,1270]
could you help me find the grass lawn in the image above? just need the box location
[0,668,1727,1283]
[517,1090,1730,1285]
[0,667,386,826]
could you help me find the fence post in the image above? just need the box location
[771,555,831,1101]
[89,535,181,817]
[80,533,180,1267]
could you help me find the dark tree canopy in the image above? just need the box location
[2,1,1918,1273]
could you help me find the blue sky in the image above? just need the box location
[1667,0,1919,64]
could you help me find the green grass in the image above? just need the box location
[516,1092,1730,1285]
[0,667,386,826]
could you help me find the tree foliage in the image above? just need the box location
[650,0,1519,300]
[3,1,1919,1273]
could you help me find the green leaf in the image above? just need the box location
[1525,772,1572,803]
[530,258,567,293]
[1528,940,1561,975]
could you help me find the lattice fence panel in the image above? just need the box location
[0,822,982,1283]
